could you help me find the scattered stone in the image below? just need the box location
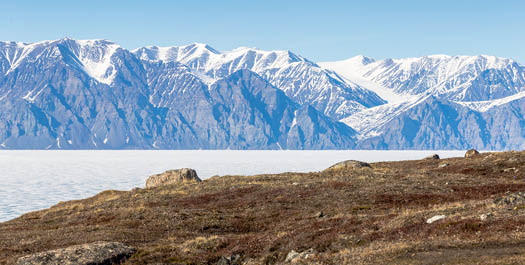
[438,163,449,168]
[425,154,440,160]
[292,182,299,186]
[285,249,314,263]
[146,168,201,188]
[494,191,525,205]
[465,149,480,158]
[325,160,371,171]
[504,167,518,173]
[216,254,241,265]
[480,213,493,221]
[426,215,446,224]
[17,242,135,265]
[285,250,299,263]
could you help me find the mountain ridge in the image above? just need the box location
[0,38,524,150]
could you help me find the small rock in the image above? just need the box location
[425,154,440,160]
[465,149,480,158]
[426,215,446,224]
[316,211,324,218]
[130,187,142,193]
[216,254,241,265]
[438,163,449,168]
[217,256,230,265]
[504,167,517,173]
[285,250,299,263]
[480,213,493,221]
[292,182,299,186]
[325,160,371,171]
[145,168,201,188]
[285,249,314,263]
[17,242,135,265]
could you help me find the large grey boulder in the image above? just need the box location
[145,168,201,188]
[16,242,135,265]
[465,149,480,158]
[324,160,371,171]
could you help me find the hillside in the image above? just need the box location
[2,151,525,264]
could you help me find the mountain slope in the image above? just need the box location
[324,55,525,102]
[1,38,524,150]
[134,44,386,120]
[357,96,525,150]
[0,39,357,149]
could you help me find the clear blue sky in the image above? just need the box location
[2,0,524,63]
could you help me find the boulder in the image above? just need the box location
[325,160,371,171]
[465,149,480,158]
[17,242,135,265]
[146,168,201,188]
[425,154,440,160]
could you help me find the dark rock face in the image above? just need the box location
[16,242,135,265]
[146,168,201,188]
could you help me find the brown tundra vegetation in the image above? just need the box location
[2,151,525,264]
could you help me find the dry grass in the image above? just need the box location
[1,151,525,264]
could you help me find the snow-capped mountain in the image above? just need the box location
[322,54,525,102]
[322,54,525,149]
[134,44,386,119]
[0,38,524,150]
[0,39,355,149]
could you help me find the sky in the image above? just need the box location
[1,0,524,63]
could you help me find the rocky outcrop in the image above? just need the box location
[324,160,371,171]
[146,168,201,188]
[16,242,134,265]
[465,149,480,158]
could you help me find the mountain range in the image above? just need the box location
[0,38,523,150]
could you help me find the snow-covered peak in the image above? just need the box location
[344,55,376,66]
[323,53,524,102]
[133,43,219,62]
[134,43,313,78]
[58,39,121,84]
[0,40,54,74]
[0,38,122,84]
